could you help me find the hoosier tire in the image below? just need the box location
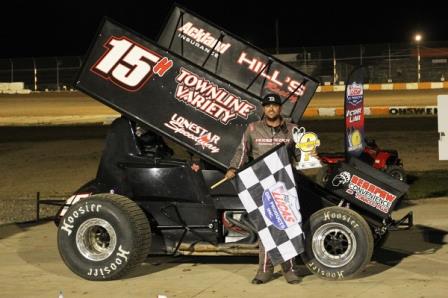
[57,194,151,281]
[301,206,373,280]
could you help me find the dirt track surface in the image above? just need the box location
[0,89,442,119]
[0,94,447,296]
[0,198,447,297]
[0,92,115,117]
[0,117,447,224]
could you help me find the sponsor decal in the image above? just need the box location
[346,83,363,105]
[389,107,438,116]
[307,262,345,279]
[174,68,256,124]
[254,138,290,145]
[332,171,396,213]
[262,182,300,230]
[87,245,131,278]
[332,171,351,187]
[164,113,221,153]
[177,22,232,58]
[60,193,91,217]
[237,52,307,99]
[60,201,103,236]
[346,174,396,213]
[346,108,362,123]
[322,211,360,229]
[91,36,173,91]
[346,127,363,152]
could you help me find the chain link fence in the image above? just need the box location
[0,56,82,91]
[281,41,448,84]
[1,42,447,91]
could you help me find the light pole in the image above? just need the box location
[415,34,422,82]
[388,44,392,82]
[332,46,337,85]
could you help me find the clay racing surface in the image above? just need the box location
[0,117,446,223]
[0,89,441,123]
[0,198,447,297]
[0,99,447,297]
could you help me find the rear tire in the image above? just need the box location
[301,207,374,280]
[57,194,151,281]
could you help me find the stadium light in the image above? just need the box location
[414,34,422,42]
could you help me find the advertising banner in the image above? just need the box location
[344,67,366,158]
[158,6,319,123]
[76,19,263,169]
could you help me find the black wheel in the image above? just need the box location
[315,165,330,187]
[385,165,406,182]
[57,194,151,281]
[301,207,374,280]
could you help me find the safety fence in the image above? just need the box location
[1,41,447,91]
[276,41,448,85]
[0,56,82,91]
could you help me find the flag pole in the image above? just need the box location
[210,177,229,189]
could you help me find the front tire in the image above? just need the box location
[301,207,373,280]
[57,194,151,281]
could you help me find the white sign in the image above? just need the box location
[438,95,448,160]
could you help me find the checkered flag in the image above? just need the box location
[233,144,304,265]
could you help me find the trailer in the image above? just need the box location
[55,6,412,281]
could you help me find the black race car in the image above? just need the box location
[56,116,411,281]
[55,5,411,281]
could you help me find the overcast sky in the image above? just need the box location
[1,0,446,58]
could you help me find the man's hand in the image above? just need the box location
[211,168,237,190]
[225,168,237,180]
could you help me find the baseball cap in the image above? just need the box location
[262,93,282,106]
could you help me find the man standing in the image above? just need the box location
[225,93,301,284]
